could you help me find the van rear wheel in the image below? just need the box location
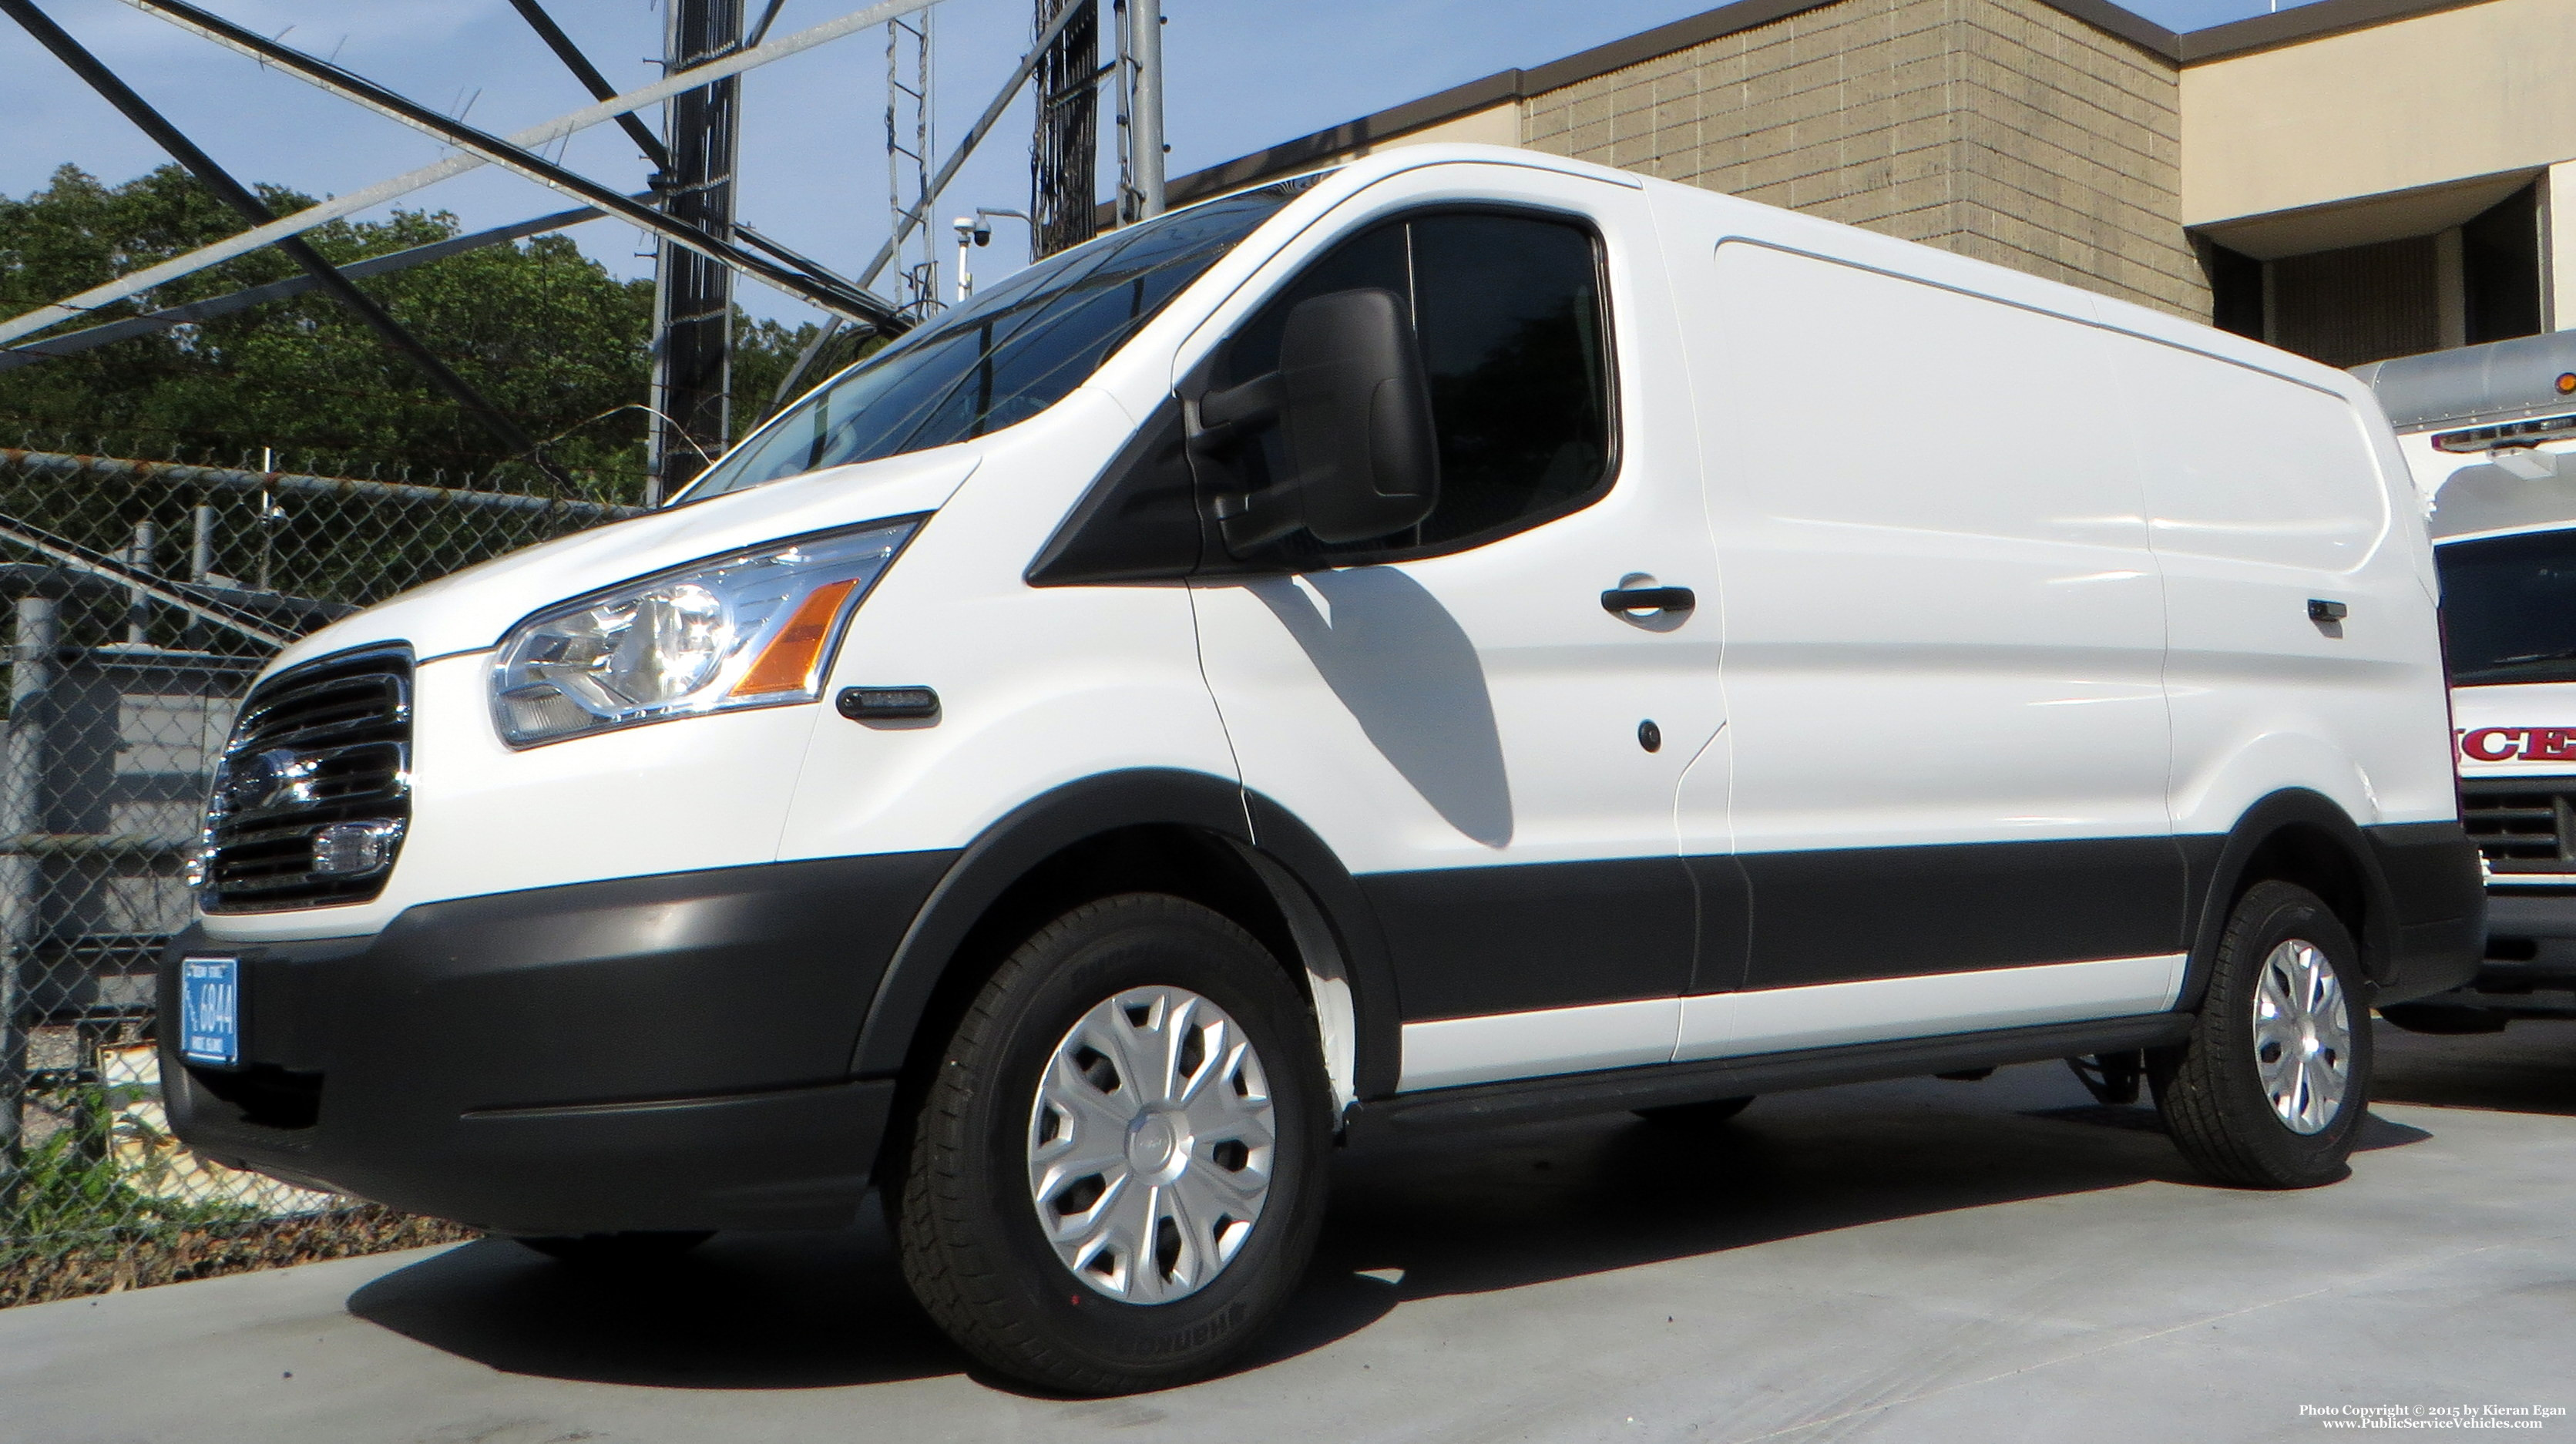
[893,894,1331,1395]
[2154,880,2371,1189]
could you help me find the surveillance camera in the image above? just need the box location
[973,225,992,247]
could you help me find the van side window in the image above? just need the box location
[1217,210,1614,558]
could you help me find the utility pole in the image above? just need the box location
[1029,0,1098,259]
[649,0,744,505]
[1114,0,1164,223]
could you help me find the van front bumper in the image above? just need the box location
[157,853,953,1237]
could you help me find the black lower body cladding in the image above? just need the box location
[2358,821,2485,1004]
[157,851,954,1236]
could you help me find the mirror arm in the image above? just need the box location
[1182,372,1289,532]
[1192,371,1283,435]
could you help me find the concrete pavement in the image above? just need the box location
[2,1019,2570,1444]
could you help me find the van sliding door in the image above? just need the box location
[1673,238,2186,1059]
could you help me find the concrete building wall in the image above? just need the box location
[1518,0,2205,319]
[2179,0,2576,228]
[2554,161,2576,331]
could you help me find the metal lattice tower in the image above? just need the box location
[1030,0,1098,259]
[648,0,745,505]
[885,8,939,317]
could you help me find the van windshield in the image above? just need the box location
[2437,527,2576,685]
[679,189,1294,502]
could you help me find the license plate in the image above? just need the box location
[180,957,240,1066]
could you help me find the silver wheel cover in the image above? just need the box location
[2251,938,2352,1135]
[1026,985,1279,1304]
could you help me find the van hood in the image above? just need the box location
[265,449,978,673]
[2452,680,2576,774]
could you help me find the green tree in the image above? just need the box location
[2,164,828,499]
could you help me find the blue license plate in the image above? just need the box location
[180,956,240,1066]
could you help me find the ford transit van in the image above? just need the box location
[163,145,2480,1392]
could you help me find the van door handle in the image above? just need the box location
[1602,586,1694,616]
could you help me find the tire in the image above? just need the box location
[894,893,1332,1395]
[2154,881,2372,1189]
[1634,1096,1755,1125]
[515,1231,713,1267]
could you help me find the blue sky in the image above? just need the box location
[2,0,2322,328]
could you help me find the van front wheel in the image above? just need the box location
[2154,880,2372,1189]
[893,894,1331,1395]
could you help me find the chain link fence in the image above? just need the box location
[0,445,642,1306]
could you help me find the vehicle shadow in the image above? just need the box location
[347,1220,965,1389]
[1264,1063,2433,1316]
[2372,1015,2576,1117]
[1243,569,1514,846]
[346,1059,2441,1392]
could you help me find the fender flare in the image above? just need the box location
[2178,787,2400,1009]
[1242,791,1404,1100]
[846,769,1404,1100]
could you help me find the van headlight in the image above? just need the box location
[490,519,919,747]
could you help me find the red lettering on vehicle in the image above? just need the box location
[2460,727,2527,761]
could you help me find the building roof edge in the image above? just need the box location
[1160,0,2178,207]
[1166,68,1525,207]
[1160,0,2503,208]
[2179,0,2504,62]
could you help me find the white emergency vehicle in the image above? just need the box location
[164,146,2479,1392]
[2356,334,2576,1035]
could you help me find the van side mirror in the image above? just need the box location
[1188,287,1440,552]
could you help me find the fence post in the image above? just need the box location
[189,505,215,584]
[126,520,158,646]
[0,595,59,1214]
[185,504,216,650]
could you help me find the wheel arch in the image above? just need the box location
[2179,788,2402,1011]
[848,770,1399,1143]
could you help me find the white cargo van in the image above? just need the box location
[164,145,2478,1392]
[2356,334,2576,1034]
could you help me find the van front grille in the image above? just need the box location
[202,646,413,912]
[2460,778,2576,874]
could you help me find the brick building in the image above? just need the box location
[1166,0,2576,370]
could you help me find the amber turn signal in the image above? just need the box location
[730,578,861,697]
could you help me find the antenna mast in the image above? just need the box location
[886,6,939,317]
[648,0,744,505]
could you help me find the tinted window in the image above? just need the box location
[2437,529,2576,686]
[1220,210,1612,557]
[683,190,1291,500]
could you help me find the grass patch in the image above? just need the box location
[2,1128,476,1308]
